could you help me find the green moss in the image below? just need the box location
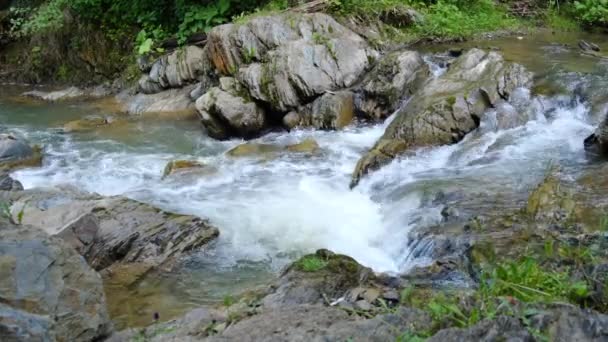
[295,255,328,272]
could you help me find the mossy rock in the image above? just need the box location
[227,139,320,158]
[526,171,577,222]
[0,145,43,172]
[63,116,128,133]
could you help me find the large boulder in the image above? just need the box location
[0,225,112,341]
[5,188,219,280]
[351,49,533,187]
[196,86,267,140]
[139,46,216,94]
[207,13,377,115]
[0,134,42,171]
[356,50,430,121]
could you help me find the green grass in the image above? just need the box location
[545,9,581,31]
[295,255,328,272]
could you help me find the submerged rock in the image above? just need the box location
[351,49,533,187]
[22,86,111,102]
[0,134,42,171]
[6,188,219,281]
[0,224,112,341]
[63,115,127,133]
[227,138,320,158]
[162,160,214,179]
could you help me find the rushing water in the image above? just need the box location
[0,31,606,328]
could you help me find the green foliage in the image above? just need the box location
[415,0,517,39]
[574,0,608,25]
[295,255,328,272]
[484,257,589,303]
[223,294,235,307]
[177,0,232,45]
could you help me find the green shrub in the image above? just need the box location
[574,0,608,25]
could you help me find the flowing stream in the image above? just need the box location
[1,31,606,328]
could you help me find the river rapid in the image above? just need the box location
[1,30,607,328]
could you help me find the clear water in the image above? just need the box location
[0,31,605,328]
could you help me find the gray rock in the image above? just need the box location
[306,90,355,130]
[22,86,85,101]
[428,316,533,342]
[0,225,112,341]
[529,304,608,342]
[351,49,533,187]
[586,113,608,156]
[141,46,215,94]
[0,173,23,191]
[196,87,267,140]
[117,86,197,116]
[354,300,373,311]
[283,111,302,129]
[262,250,374,308]
[0,134,33,163]
[207,13,376,113]
[204,305,431,342]
[6,188,220,280]
[356,50,430,121]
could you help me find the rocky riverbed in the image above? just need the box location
[1,11,608,342]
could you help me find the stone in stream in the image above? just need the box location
[3,187,220,286]
[350,48,533,188]
[196,86,267,140]
[63,115,128,133]
[116,86,199,118]
[0,172,23,191]
[585,112,608,156]
[355,50,430,121]
[162,159,216,179]
[0,134,43,171]
[226,138,320,158]
[22,85,112,102]
[0,224,112,341]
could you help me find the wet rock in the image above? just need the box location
[196,87,267,140]
[307,90,355,130]
[356,50,430,121]
[441,206,460,222]
[586,113,608,156]
[0,173,23,191]
[526,170,576,222]
[0,134,42,171]
[7,188,220,280]
[579,40,601,53]
[262,250,374,308]
[351,49,533,187]
[116,86,197,117]
[22,86,112,102]
[63,115,127,133]
[283,111,302,129]
[0,225,112,341]
[162,160,213,179]
[140,46,216,94]
[23,86,85,101]
[227,138,320,158]
[210,13,377,112]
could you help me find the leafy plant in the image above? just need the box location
[574,0,608,25]
[177,0,232,44]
